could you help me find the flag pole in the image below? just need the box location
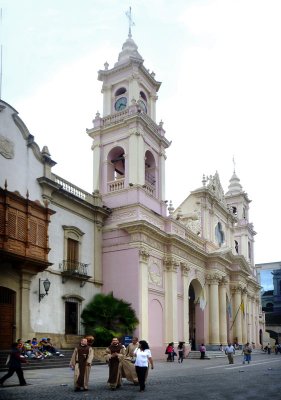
[230,301,243,331]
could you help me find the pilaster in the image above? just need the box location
[242,288,248,343]
[181,262,190,343]
[164,257,179,342]
[219,276,228,345]
[231,285,243,344]
[207,273,221,345]
[139,247,150,340]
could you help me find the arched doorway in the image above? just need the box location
[259,329,263,346]
[189,284,196,350]
[0,287,16,349]
[189,280,205,350]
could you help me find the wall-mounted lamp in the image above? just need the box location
[39,278,51,302]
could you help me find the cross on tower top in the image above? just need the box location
[125,6,135,38]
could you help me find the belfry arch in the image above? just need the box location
[107,146,125,192]
[188,279,205,350]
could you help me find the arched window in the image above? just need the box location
[248,241,251,260]
[115,87,126,96]
[144,150,156,196]
[107,146,125,192]
[140,91,147,102]
[215,222,224,246]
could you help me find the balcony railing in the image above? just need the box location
[108,178,125,192]
[60,260,90,278]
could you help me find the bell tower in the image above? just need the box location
[225,170,256,268]
[87,19,170,216]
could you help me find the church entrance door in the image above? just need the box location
[0,287,16,349]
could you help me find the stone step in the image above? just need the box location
[187,351,227,359]
[0,350,105,371]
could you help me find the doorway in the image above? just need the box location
[65,301,78,334]
[189,284,196,350]
[0,287,16,349]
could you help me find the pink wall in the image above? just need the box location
[148,295,165,359]
[102,245,140,324]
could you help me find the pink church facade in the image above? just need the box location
[0,27,265,356]
[87,33,265,358]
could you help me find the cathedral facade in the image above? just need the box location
[0,31,264,356]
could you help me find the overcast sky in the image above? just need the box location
[0,0,280,264]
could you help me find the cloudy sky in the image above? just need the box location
[0,0,280,264]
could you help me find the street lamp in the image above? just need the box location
[39,278,51,302]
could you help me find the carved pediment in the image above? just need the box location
[206,172,227,206]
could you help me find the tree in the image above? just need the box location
[81,292,139,347]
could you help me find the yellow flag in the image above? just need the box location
[240,301,245,317]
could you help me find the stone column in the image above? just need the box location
[181,263,190,344]
[242,288,248,344]
[219,277,227,345]
[232,286,242,344]
[164,258,179,343]
[92,142,101,192]
[248,297,253,343]
[128,128,144,186]
[159,148,166,201]
[20,270,33,339]
[253,296,259,345]
[93,220,103,284]
[102,84,111,116]
[139,248,150,340]
[207,273,220,345]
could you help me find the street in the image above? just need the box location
[0,352,280,400]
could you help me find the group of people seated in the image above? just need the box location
[16,337,64,359]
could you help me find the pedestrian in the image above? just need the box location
[267,343,272,354]
[134,340,154,392]
[225,343,235,364]
[165,342,175,362]
[0,342,27,387]
[177,342,185,363]
[242,342,252,364]
[104,337,125,390]
[70,337,94,392]
[199,343,206,359]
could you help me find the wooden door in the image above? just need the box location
[0,287,16,349]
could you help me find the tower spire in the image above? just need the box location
[125,6,135,38]
[232,155,236,173]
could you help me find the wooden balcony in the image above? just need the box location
[0,186,54,272]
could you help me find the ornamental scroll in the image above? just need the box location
[0,135,14,159]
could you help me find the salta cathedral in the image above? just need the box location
[0,18,265,357]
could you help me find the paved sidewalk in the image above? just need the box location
[0,353,281,400]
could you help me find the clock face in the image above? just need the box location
[138,100,147,113]
[115,97,127,111]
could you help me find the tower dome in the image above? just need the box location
[114,36,143,66]
[226,171,243,195]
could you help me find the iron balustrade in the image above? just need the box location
[60,260,89,277]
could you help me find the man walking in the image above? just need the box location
[225,343,235,364]
[0,342,27,386]
[70,337,94,392]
